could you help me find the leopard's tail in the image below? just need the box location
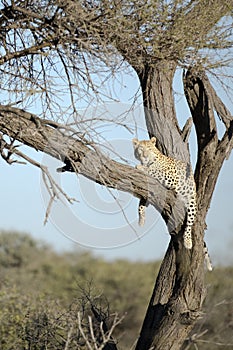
[204,242,213,271]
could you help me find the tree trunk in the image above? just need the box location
[134,66,233,349]
[137,61,190,162]
[132,63,204,350]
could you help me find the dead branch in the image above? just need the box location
[77,310,121,350]
[0,135,76,222]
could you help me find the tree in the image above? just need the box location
[0,1,232,349]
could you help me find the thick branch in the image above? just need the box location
[0,104,186,236]
[201,76,233,128]
[0,41,54,65]
[183,70,233,216]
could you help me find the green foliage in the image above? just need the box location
[0,231,232,349]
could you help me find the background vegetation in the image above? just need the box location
[0,230,232,349]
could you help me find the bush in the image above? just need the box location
[0,231,232,349]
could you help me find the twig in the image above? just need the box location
[64,325,74,350]
[77,312,93,350]
[0,143,76,223]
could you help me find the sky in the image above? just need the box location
[0,68,233,267]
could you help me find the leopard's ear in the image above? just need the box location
[150,136,157,144]
[132,138,139,145]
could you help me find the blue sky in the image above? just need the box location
[0,68,233,266]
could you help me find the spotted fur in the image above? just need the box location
[133,136,196,249]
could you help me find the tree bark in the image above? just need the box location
[137,61,190,162]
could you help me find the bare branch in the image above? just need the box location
[181,117,193,143]
[0,139,76,223]
[202,75,233,128]
[77,312,93,350]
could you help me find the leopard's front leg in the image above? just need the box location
[135,164,148,226]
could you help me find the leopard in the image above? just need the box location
[133,136,196,250]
